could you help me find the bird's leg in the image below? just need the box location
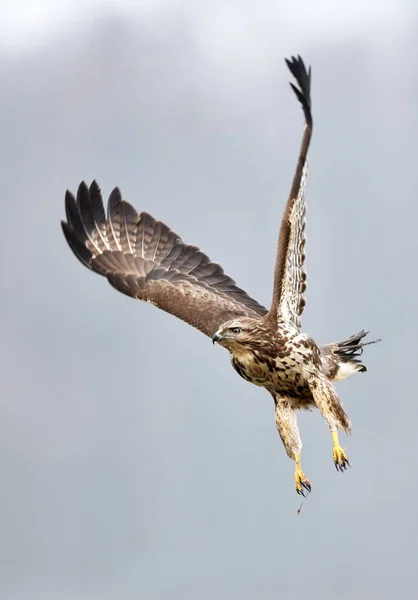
[294,452,311,496]
[274,397,311,496]
[307,373,351,472]
[331,430,350,472]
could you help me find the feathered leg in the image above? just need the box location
[273,396,311,495]
[307,373,351,471]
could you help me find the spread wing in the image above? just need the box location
[267,55,312,330]
[61,181,268,338]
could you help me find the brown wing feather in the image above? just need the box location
[61,182,268,337]
[266,55,313,330]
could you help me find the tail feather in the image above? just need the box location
[320,330,381,381]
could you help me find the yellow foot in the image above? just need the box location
[333,445,350,472]
[294,466,311,497]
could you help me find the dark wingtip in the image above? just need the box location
[107,186,122,218]
[76,180,89,201]
[61,219,93,269]
[64,189,78,227]
[89,179,102,196]
[285,54,312,127]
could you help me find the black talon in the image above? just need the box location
[302,480,311,493]
[335,457,350,472]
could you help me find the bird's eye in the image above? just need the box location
[231,327,241,335]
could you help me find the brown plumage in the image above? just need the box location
[61,55,380,495]
[267,56,312,330]
[62,182,266,337]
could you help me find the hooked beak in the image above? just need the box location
[212,331,222,344]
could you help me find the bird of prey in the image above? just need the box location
[61,55,379,495]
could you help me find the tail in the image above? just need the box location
[320,330,381,382]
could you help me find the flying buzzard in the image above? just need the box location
[61,56,379,495]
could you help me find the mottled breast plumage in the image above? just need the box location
[230,323,318,402]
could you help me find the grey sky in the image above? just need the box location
[1,1,417,599]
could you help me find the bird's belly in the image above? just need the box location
[231,352,311,397]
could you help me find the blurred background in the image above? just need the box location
[1,1,417,598]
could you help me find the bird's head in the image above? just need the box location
[212,317,266,352]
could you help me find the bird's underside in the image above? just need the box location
[61,55,379,496]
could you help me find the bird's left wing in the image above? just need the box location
[267,55,312,330]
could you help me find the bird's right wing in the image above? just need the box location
[267,56,312,330]
[62,181,268,338]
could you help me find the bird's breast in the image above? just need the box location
[230,342,313,397]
